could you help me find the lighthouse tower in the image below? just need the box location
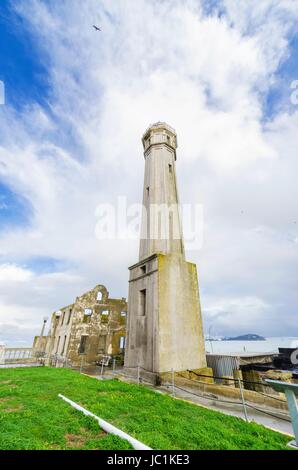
[124,123,206,378]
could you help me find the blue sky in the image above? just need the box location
[0,0,298,345]
[0,0,47,242]
[264,35,298,119]
[0,1,50,110]
[0,182,31,229]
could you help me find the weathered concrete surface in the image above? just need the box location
[32,336,47,355]
[158,254,206,373]
[242,368,295,393]
[168,374,289,412]
[125,255,159,373]
[163,367,214,384]
[139,122,183,260]
[125,123,206,376]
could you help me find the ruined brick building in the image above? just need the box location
[33,285,127,366]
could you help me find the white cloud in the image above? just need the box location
[203,295,270,332]
[0,0,298,344]
[0,264,33,282]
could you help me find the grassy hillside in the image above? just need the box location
[0,367,290,450]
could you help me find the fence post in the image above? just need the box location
[172,369,175,397]
[137,365,140,385]
[80,356,84,374]
[238,379,249,422]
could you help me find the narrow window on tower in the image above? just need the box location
[139,289,146,316]
[140,265,146,275]
[169,164,172,174]
[146,186,150,197]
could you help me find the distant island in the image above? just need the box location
[224,334,266,341]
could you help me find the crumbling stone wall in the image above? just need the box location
[32,336,48,356]
[42,285,127,367]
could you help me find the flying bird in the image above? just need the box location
[93,25,101,31]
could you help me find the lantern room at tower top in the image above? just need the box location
[142,122,178,158]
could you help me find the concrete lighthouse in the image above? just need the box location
[124,122,206,379]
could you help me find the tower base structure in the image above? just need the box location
[124,253,207,377]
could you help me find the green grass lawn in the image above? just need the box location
[0,367,290,450]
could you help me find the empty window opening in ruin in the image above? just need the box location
[56,336,61,354]
[169,163,173,173]
[97,292,103,301]
[139,289,146,316]
[55,311,62,321]
[67,309,72,325]
[61,311,66,325]
[120,336,125,350]
[98,335,106,352]
[61,335,67,355]
[121,311,127,317]
[83,308,92,323]
[101,310,109,316]
[78,335,88,354]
